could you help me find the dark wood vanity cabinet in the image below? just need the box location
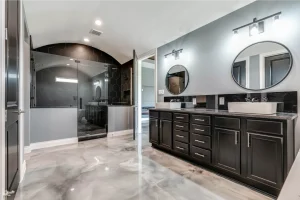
[149,111,173,150]
[214,128,241,175]
[149,118,159,144]
[246,132,283,189]
[160,120,172,149]
[149,109,295,197]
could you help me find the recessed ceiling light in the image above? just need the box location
[70,58,73,61]
[95,20,102,26]
[67,64,70,66]
[84,38,90,42]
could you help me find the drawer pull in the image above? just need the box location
[176,116,184,119]
[176,146,185,150]
[195,119,205,122]
[195,128,204,132]
[176,135,184,138]
[176,125,184,128]
[195,139,205,144]
[195,153,205,157]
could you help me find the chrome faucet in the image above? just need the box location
[245,97,259,103]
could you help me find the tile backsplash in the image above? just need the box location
[164,91,297,113]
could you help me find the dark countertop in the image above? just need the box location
[149,108,298,120]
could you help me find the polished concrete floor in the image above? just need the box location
[16,122,273,200]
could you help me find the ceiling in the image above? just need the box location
[24,0,255,64]
[33,51,107,77]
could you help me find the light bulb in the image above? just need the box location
[250,24,259,36]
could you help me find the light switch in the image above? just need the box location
[219,97,225,105]
[158,89,164,95]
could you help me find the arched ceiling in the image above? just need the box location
[24,0,255,64]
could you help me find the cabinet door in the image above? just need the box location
[149,118,159,144]
[160,120,172,149]
[247,132,283,188]
[214,128,241,174]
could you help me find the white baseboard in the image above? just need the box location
[24,146,31,154]
[20,161,26,183]
[25,137,78,153]
[107,129,133,138]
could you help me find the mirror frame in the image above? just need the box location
[165,65,190,95]
[231,41,293,91]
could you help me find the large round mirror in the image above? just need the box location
[165,65,189,95]
[232,41,292,90]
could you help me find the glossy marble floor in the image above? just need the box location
[16,122,273,200]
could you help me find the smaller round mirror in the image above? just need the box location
[165,65,189,95]
[232,41,292,90]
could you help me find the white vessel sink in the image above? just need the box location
[228,102,278,115]
[156,102,181,109]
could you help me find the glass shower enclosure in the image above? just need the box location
[31,50,120,141]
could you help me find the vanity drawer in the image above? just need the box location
[160,112,172,120]
[215,116,240,130]
[246,119,283,135]
[174,113,189,122]
[190,146,211,164]
[191,114,211,125]
[174,121,189,131]
[149,111,159,118]
[190,124,211,135]
[191,133,211,149]
[173,130,189,143]
[174,141,189,155]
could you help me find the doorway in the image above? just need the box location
[133,49,157,139]
[141,57,155,122]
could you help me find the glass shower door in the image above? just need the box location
[77,59,109,141]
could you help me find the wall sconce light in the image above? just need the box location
[93,81,100,85]
[104,78,109,82]
[164,49,183,60]
[232,12,281,36]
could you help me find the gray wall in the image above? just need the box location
[24,41,31,146]
[157,0,300,153]
[142,65,155,107]
[108,106,133,132]
[249,55,260,89]
[36,66,92,107]
[30,108,77,143]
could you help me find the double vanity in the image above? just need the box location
[149,106,297,197]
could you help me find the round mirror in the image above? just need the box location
[232,41,292,90]
[166,65,189,95]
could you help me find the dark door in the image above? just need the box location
[232,61,246,86]
[214,128,241,174]
[149,118,159,144]
[265,53,290,87]
[247,132,283,188]
[5,0,20,199]
[160,120,172,149]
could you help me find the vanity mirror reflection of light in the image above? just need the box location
[232,41,293,90]
[165,65,189,95]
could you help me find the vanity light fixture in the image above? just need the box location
[232,12,281,36]
[56,77,78,83]
[164,49,183,60]
[93,81,100,85]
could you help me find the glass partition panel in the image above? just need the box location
[31,51,78,108]
[77,59,109,140]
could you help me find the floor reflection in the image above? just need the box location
[16,122,272,200]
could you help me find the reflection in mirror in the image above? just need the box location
[232,41,292,90]
[166,65,189,95]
